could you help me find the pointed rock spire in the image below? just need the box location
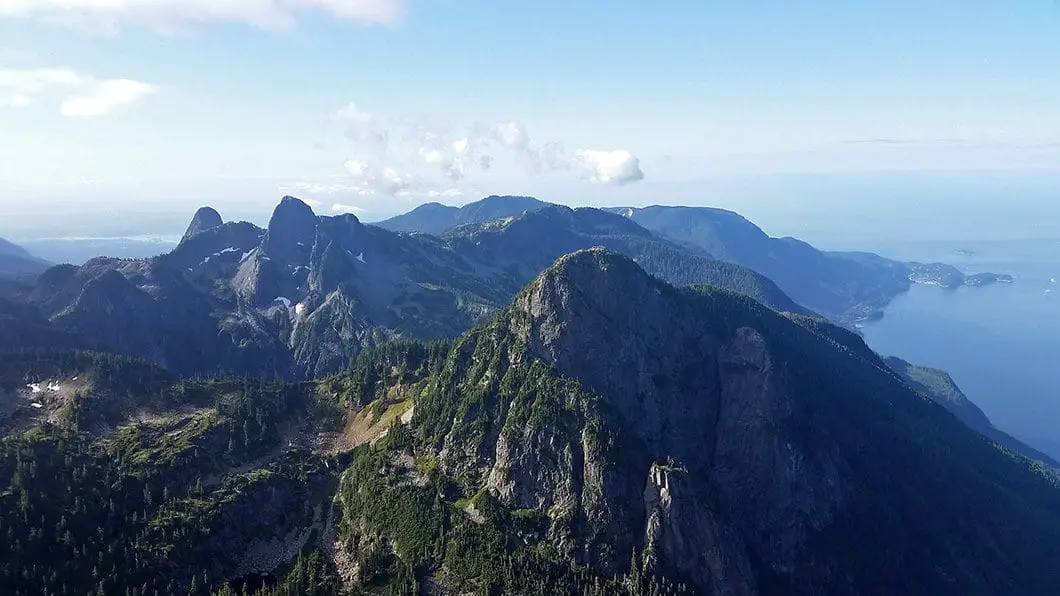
[180,207,223,244]
[263,196,318,261]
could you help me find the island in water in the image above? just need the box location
[908,262,1014,288]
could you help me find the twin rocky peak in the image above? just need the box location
[177,196,370,309]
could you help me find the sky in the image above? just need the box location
[2,0,1060,229]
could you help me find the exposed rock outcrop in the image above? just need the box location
[180,206,224,244]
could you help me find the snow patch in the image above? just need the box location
[240,251,253,263]
[344,249,367,263]
[625,208,634,217]
[218,247,238,254]
[26,383,40,393]
[275,297,292,308]
[295,303,307,316]
[30,403,43,409]
[47,382,61,392]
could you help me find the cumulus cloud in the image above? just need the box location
[0,66,155,116]
[0,0,405,33]
[574,150,645,185]
[331,101,646,197]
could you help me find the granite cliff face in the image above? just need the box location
[491,249,844,591]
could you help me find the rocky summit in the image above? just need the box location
[180,206,225,245]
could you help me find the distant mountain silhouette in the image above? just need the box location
[0,237,51,280]
[375,195,548,234]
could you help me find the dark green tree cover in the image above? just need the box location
[0,352,340,595]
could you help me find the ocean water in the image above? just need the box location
[855,238,1060,458]
[719,174,1060,459]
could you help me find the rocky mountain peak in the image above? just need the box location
[179,206,223,244]
[263,196,318,261]
[511,249,717,459]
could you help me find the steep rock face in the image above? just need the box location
[179,206,224,244]
[643,462,757,595]
[408,248,1060,594]
[263,196,318,266]
[507,250,843,588]
[231,248,284,307]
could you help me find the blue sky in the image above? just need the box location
[2,0,1060,225]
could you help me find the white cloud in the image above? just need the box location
[574,150,645,185]
[0,0,405,33]
[61,79,157,117]
[331,202,365,213]
[0,66,155,116]
[332,101,646,195]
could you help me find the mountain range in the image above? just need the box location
[0,195,1056,594]
[3,196,808,379]
[381,197,1011,323]
[1,248,1058,594]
